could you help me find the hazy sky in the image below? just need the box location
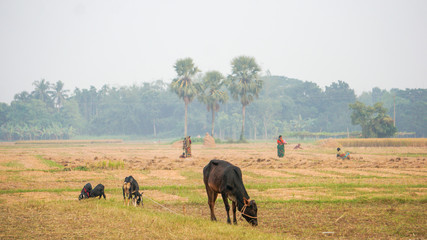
[1,0,426,103]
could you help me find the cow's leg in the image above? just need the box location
[232,201,237,225]
[206,187,218,221]
[221,193,231,224]
[102,192,106,199]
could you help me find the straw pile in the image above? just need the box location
[203,133,216,147]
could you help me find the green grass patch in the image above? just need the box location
[92,160,125,170]
[2,199,285,240]
[180,170,202,180]
[35,155,64,169]
[73,166,90,171]
[1,161,25,168]
[1,168,64,173]
[0,187,80,194]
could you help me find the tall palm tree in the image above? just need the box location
[197,71,228,137]
[32,79,52,104]
[170,58,200,137]
[228,56,263,140]
[52,80,69,111]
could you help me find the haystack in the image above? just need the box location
[203,133,216,147]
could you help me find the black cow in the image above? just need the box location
[203,159,258,226]
[123,176,143,206]
[78,183,92,200]
[89,184,106,199]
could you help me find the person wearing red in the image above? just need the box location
[183,136,192,157]
[277,135,287,157]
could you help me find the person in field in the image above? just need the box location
[277,135,287,157]
[336,147,350,160]
[182,136,192,158]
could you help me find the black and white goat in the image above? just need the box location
[122,176,143,206]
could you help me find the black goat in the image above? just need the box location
[78,183,92,200]
[89,184,106,199]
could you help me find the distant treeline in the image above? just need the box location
[0,76,425,141]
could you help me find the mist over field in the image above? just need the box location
[0,75,425,141]
[1,1,426,140]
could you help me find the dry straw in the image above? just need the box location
[336,138,427,147]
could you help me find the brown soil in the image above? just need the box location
[0,142,425,200]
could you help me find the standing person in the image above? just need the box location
[277,135,287,157]
[183,136,192,157]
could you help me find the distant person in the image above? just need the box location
[183,136,192,157]
[277,135,287,157]
[336,147,350,160]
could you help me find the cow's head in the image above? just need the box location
[136,191,143,206]
[242,197,258,226]
[123,182,131,196]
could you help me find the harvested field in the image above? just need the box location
[0,141,426,239]
[335,138,427,147]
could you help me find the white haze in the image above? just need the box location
[0,0,426,103]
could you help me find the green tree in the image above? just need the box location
[349,101,397,138]
[59,99,84,131]
[51,80,69,111]
[13,91,31,102]
[32,79,52,105]
[197,71,228,137]
[170,58,200,137]
[322,81,356,132]
[228,56,263,140]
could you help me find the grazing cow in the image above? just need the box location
[78,183,92,200]
[122,176,143,207]
[203,159,258,226]
[89,184,106,199]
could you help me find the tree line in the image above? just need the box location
[0,56,425,141]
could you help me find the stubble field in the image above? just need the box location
[0,140,426,239]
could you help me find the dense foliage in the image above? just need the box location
[349,101,397,138]
[0,75,425,141]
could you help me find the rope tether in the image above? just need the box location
[240,204,257,219]
[145,196,182,215]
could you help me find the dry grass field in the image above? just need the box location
[0,140,426,239]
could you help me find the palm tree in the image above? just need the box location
[170,58,200,136]
[13,91,31,102]
[52,80,69,111]
[197,71,228,137]
[32,79,52,104]
[228,56,263,140]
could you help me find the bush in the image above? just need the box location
[73,166,89,171]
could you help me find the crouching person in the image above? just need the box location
[336,147,350,160]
